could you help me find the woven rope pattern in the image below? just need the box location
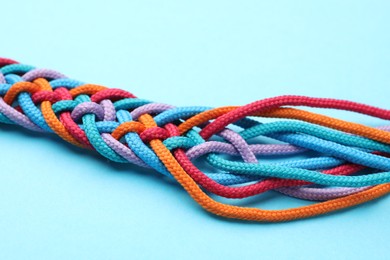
[1,57,390,222]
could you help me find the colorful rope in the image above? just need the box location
[2,57,390,222]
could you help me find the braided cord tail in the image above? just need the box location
[141,115,390,222]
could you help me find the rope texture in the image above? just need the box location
[1,57,390,222]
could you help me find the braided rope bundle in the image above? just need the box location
[2,57,390,222]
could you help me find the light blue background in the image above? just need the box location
[1,1,390,259]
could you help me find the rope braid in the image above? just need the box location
[1,57,390,222]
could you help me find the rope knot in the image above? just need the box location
[32,90,61,104]
[140,126,170,143]
[71,102,105,122]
